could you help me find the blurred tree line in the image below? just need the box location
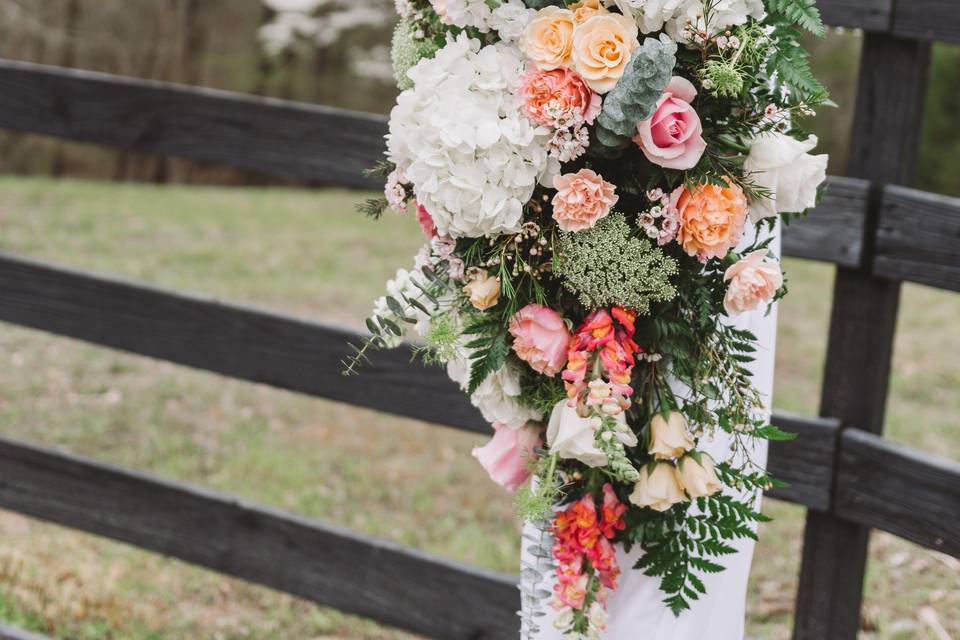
[0,0,957,195]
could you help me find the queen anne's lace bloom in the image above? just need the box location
[625,0,765,41]
[387,35,559,238]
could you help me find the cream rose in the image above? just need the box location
[723,248,783,315]
[744,132,828,222]
[546,400,634,467]
[629,462,686,511]
[648,411,694,460]
[522,6,576,70]
[571,13,639,94]
[678,452,722,498]
[569,0,607,23]
[463,270,501,310]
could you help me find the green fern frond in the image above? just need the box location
[765,0,826,37]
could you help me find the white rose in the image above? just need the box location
[447,354,541,429]
[744,132,828,222]
[629,462,687,511]
[546,401,625,467]
[648,411,695,460]
[678,452,721,498]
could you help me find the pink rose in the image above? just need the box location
[416,204,437,239]
[633,76,706,171]
[519,67,602,127]
[509,304,571,376]
[551,169,618,232]
[723,249,783,315]
[471,422,541,492]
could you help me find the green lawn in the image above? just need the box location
[0,177,956,640]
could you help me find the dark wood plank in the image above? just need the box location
[835,429,960,558]
[793,34,932,640]
[892,0,960,44]
[0,59,388,188]
[0,437,518,639]
[875,185,960,292]
[782,176,868,268]
[766,413,840,512]
[819,0,892,32]
[0,251,487,434]
[0,625,53,640]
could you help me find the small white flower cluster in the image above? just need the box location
[536,101,592,162]
[387,34,559,239]
[447,355,543,429]
[384,168,409,212]
[637,188,681,246]
[625,0,765,42]
[547,123,591,162]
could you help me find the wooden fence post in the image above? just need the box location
[791,33,932,640]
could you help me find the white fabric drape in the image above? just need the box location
[523,221,780,640]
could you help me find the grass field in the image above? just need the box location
[0,177,957,640]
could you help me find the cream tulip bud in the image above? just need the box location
[463,270,501,310]
[648,412,695,460]
[629,462,687,512]
[678,452,722,498]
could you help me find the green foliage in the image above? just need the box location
[764,0,826,37]
[592,35,677,155]
[628,492,765,615]
[355,196,389,220]
[555,213,678,315]
[462,314,511,395]
[519,521,557,638]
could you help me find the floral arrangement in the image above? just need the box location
[350,0,829,636]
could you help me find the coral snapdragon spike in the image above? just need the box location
[550,485,628,627]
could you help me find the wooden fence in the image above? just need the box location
[0,1,958,638]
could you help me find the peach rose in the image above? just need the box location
[509,304,571,376]
[723,248,783,315]
[522,7,576,70]
[552,168,618,232]
[463,270,501,310]
[472,421,541,492]
[519,67,602,127]
[678,453,721,499]
[670,181,748,262]
[570,13,639,94]
[569,0,607,23]
[633,76,706,170]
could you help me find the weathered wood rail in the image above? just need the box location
[0,2,958,638]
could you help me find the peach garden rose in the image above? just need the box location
[519,67,601,127]
[670,180,748,262]
[723,248,784,315]
[552,168,618,232]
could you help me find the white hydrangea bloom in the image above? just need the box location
[489,0,537,43]
[625,0,764,41]
[447,356,542,429]
[387,34,559,238]
[443,0,495,31]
